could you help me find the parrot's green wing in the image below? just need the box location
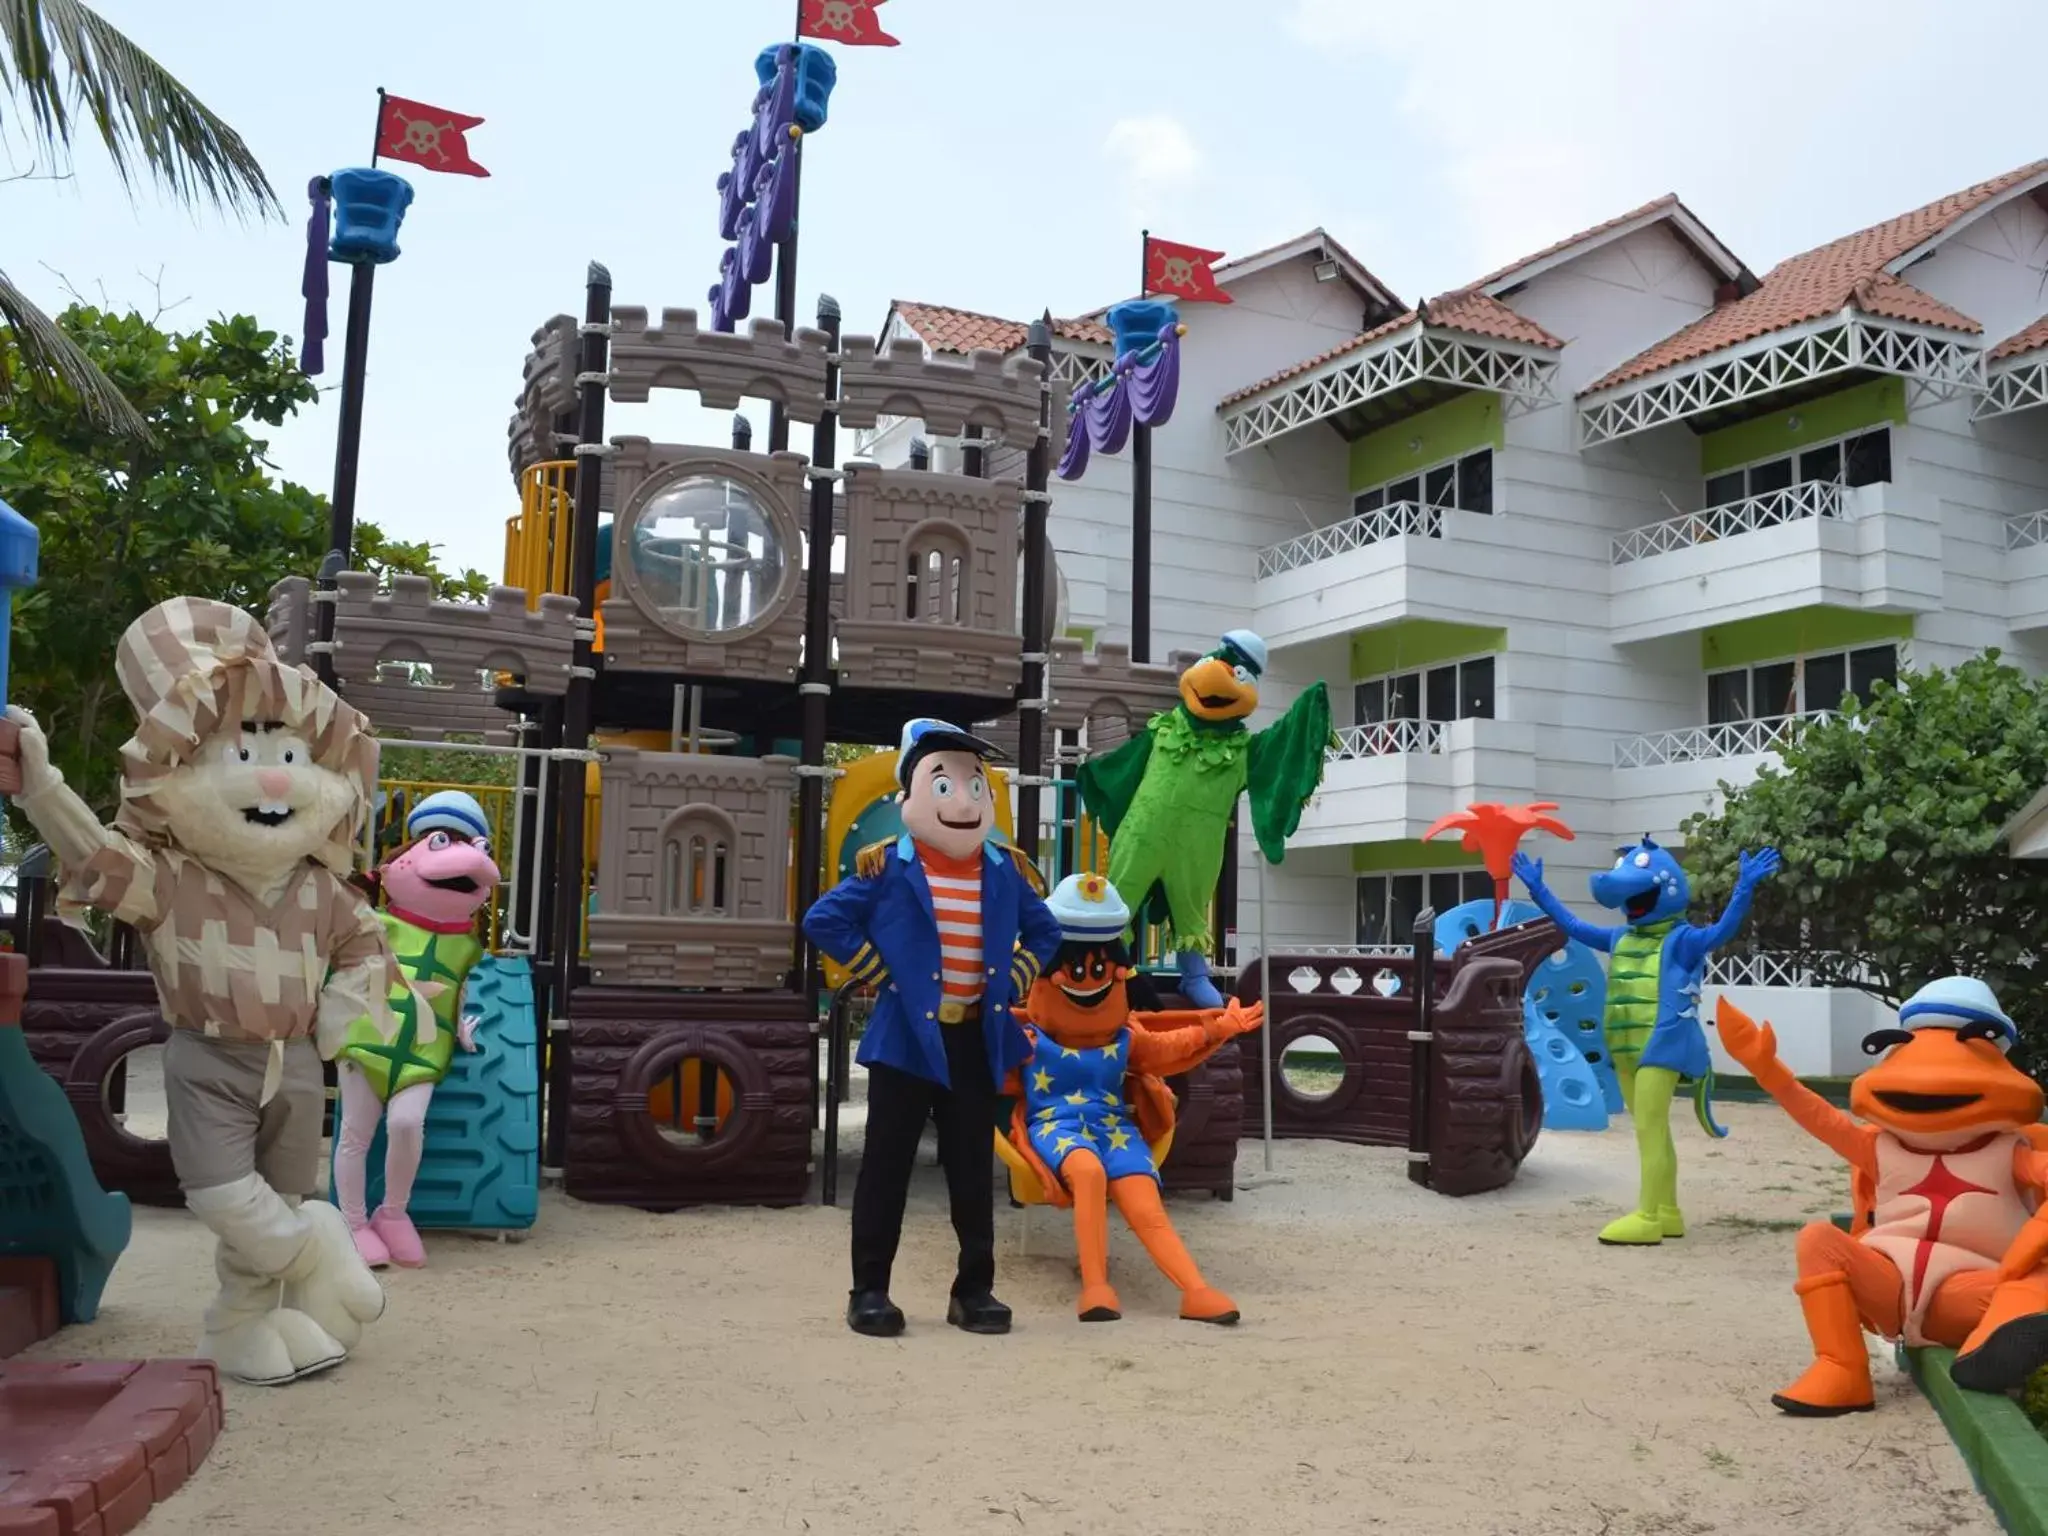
[1074,722,1156,841]
[1246,682,1334,864]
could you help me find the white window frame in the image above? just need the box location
[1701,423,1893,506]
[1704,640,1902,722]
[1356,868,1494,946]
[1353,445,1494,518]
[1354,651,1497,726]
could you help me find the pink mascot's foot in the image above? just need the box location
[369,1207,425,1268]
[349,1217,391,1269]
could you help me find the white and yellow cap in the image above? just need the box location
[1046,872,1129,943]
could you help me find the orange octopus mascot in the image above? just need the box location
[1718,976,2048,1414]
[997,872,1262,1323]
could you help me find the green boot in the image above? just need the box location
[1602,1067,1681,1247]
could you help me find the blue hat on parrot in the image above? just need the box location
[406,789,492,844]
[1218,629,1266,678]
[1046,872,1130,942]
[895,717,1009,788]
[1897,975,2017,1050]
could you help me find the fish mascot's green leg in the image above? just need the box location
[1600,1065,1682,1245]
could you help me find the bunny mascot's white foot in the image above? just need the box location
[0,597,401,1384]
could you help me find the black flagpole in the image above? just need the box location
[313,89,389,687]
[768,5,806,452]
[1130,229,1152,665]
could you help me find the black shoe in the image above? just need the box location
[946,1292,1012,1335]
[846,1289,905,1338]
[1952,1313,2048,1394]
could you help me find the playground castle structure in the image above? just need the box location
[9,45,1548,1210]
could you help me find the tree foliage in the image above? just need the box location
[1679,652,2048,1075]
[0,303,490,817]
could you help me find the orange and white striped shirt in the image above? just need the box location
[917,844,984,1011]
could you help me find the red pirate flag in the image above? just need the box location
[799,0,901,46]
[1144,237,1232,305]
[376,94,490,178]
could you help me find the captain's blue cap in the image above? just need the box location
[407,789,491,844]
[1219,629,1267,677]
[1898,975,2016,1050]
[896,717,1008,787]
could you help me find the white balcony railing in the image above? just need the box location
[1707,951,1867,989]
[1612,712,1834,769]
[1258,500,1444,578]
[1329,718,1448,761]
[1611,480,1846,566]
[2008,509,2048,551]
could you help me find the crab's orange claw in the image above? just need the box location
[1714,997,1777,1073]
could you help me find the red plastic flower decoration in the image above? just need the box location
[1421,801,1576,928]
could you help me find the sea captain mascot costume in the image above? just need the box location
[1076,630,1331,1008]
[1514,835,1779,1245]
[0,597,399,1385]
[1720,978,2048,1414]
[803,718,1063,1338]
[332,789,501,1269]
[1005,872,1264,1323]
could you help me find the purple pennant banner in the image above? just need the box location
[1055,325,1182,481]
[707,46,799,332]
[299,176,332,375]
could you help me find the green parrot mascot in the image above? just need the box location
[1076,629,1334,1007]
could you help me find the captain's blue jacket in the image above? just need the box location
[804,834,1063,1090]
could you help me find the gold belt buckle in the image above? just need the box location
[937,1000,968,1024]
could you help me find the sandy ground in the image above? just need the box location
[29,1063,2004,1536]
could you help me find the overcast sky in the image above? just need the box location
[11,0,2048,579]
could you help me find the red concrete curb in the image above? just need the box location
[0,1359,222,1536]
[0,1261,58,1361]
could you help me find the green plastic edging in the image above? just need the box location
[1903,1345,2048,1536]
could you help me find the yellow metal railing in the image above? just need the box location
[373,779,521,950]
[505,461,577,606]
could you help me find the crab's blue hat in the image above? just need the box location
[1898,975,2017,1051]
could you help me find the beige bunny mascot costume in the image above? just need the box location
[0,597,399,1384]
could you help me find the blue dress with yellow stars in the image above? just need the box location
[1022,1027,1157,1183]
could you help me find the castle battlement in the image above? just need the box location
[606,306,832,419]
[329,572,580,697]
[836,333,1044,445]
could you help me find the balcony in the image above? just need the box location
[1608,480,1940,645]
[1293,715,1538,847]
[1610,712,1832,834]
[1252,502,1539,649]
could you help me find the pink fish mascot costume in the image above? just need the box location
[331,790,501,1268]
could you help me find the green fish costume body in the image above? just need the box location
[1076,630,1334,1007]
[333,912,484,1099]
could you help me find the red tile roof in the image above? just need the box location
[889,301,1111,355]
[1583,161,2048,394]
[1991,313,2048,364]
[1216,291,1563,408]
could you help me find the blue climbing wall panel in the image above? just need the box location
[0,1013,131,1322]
[1435,898,1617,1133]
[330,955,540,1231]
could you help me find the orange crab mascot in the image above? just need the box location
[1718,977,2048,1414]
[999,871,1263,1323]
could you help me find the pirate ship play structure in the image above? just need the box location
[10,39,1550,1217]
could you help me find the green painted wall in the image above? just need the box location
[1699,378,1907,476]
[1700,606,1914,670]
[1350,620,1507,681]
[1063,625,1097,647]
[1347,391,1504,492]
[1352,839,1483,873]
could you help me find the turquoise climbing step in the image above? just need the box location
[328,955,540,1232]
[0,1006,132,1324]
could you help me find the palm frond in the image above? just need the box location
[0,0,279,220]
[0,263,151,439]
